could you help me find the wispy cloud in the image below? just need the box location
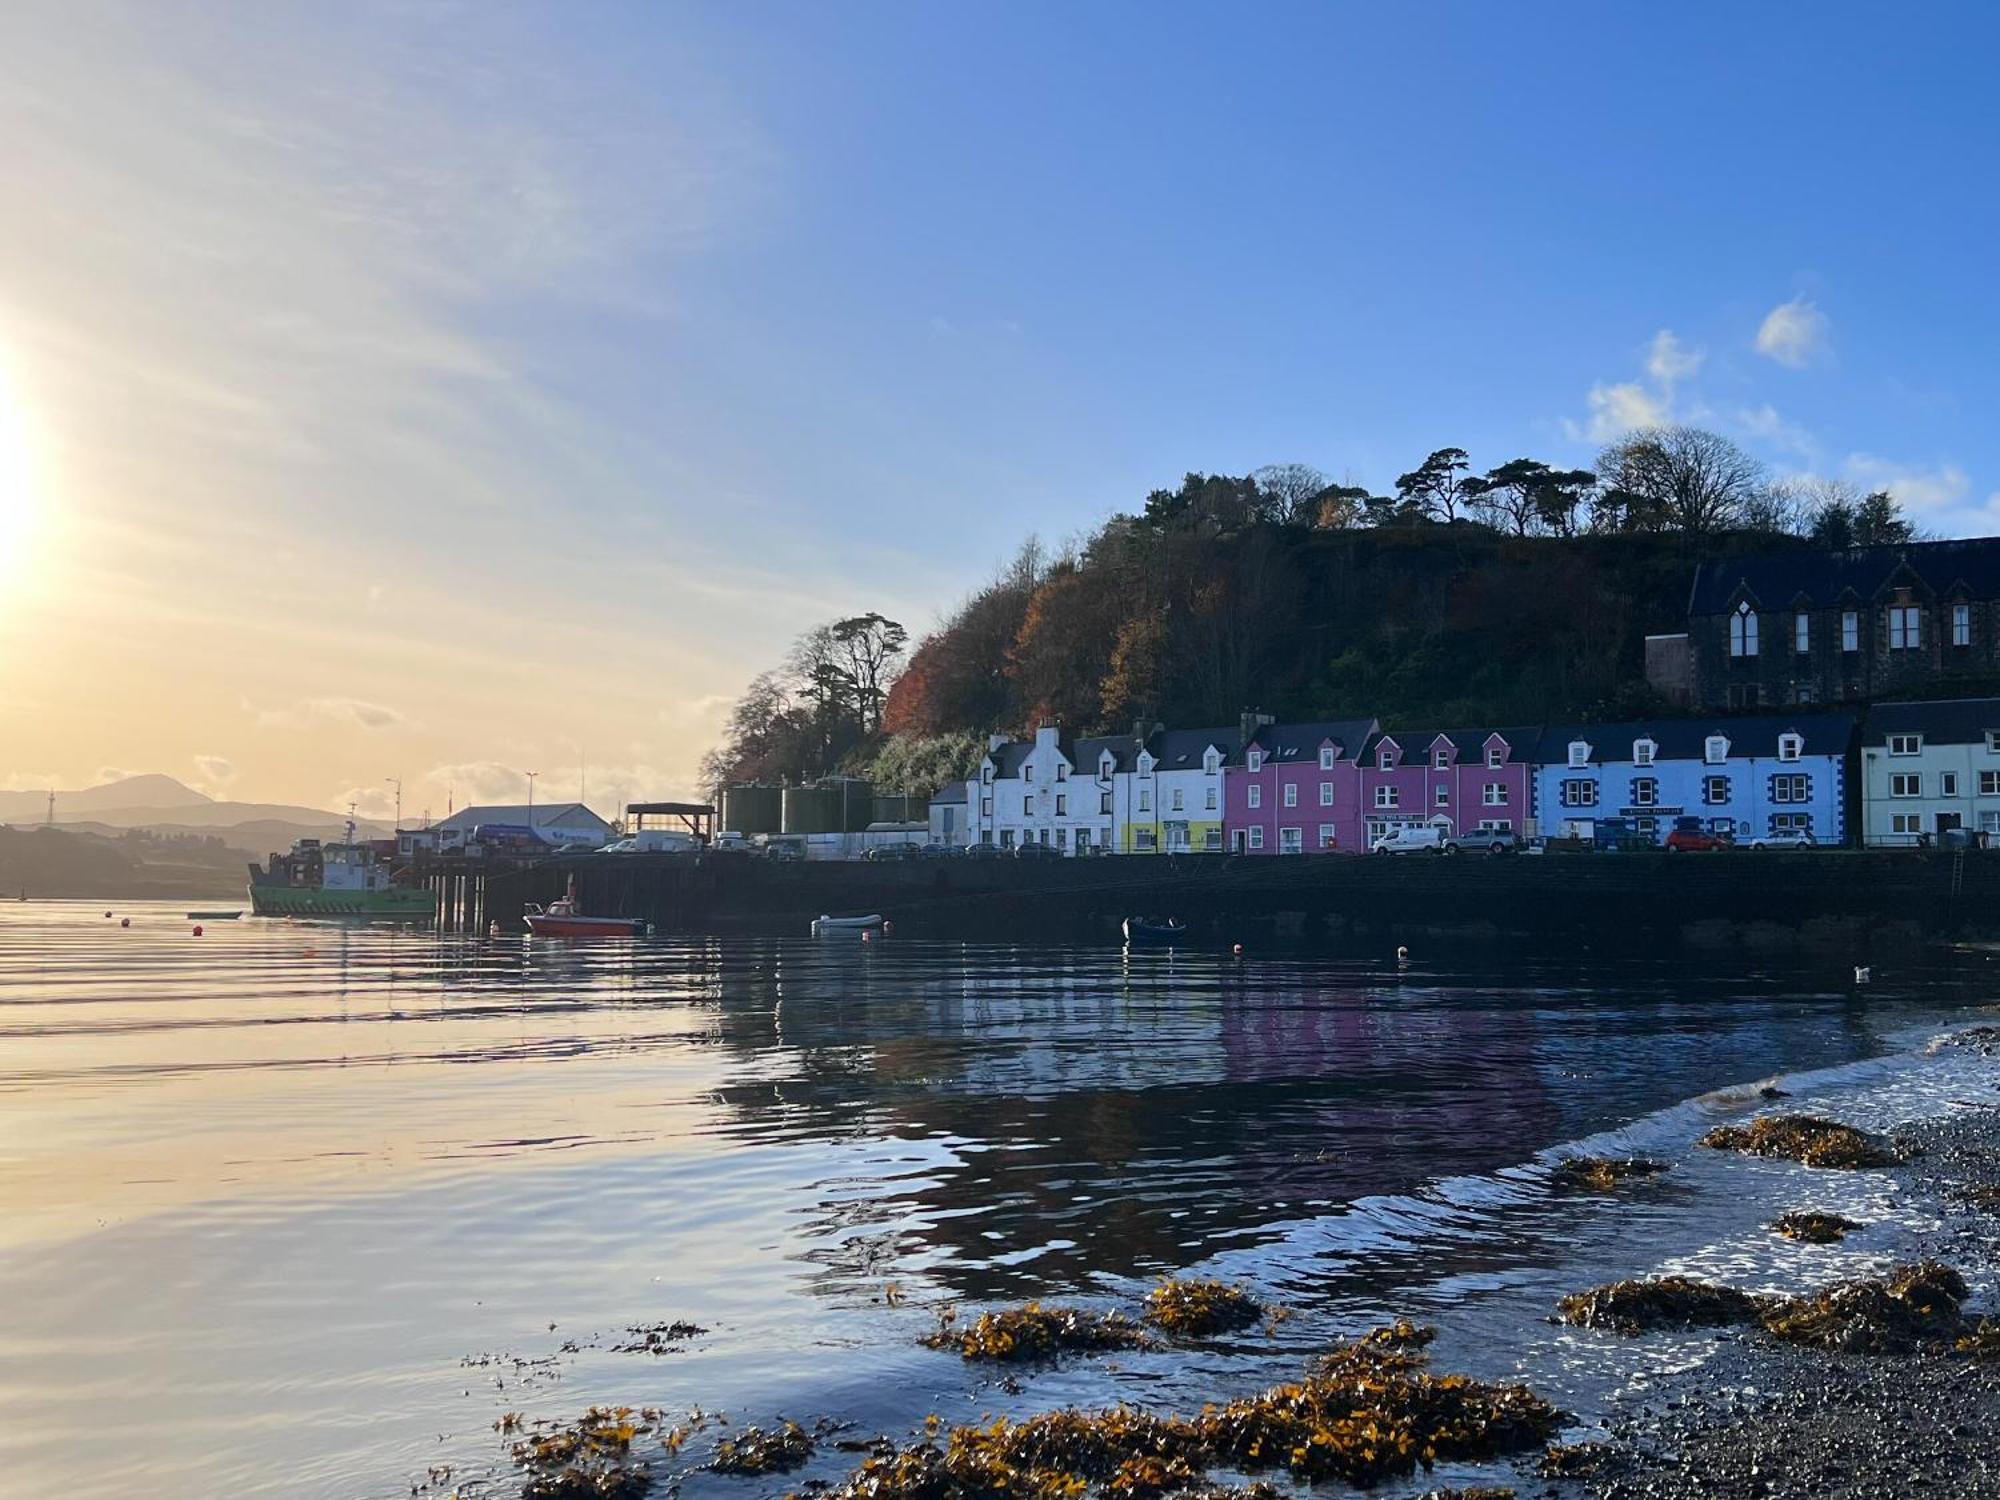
[1645,330,1704,384]
[1756,297,1831,368]
[1842,453,1971,517]
[191,754,237,791]
[1568,327,1700,443]
[257,697,408,732]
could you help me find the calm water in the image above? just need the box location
[1,900,1995,1498]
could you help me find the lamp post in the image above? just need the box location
[386,776,402,831]
[526,770,539,817]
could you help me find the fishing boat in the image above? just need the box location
[187,910,243,920]
[247,821,432,919]
[1122,916,1187,945]
[524,877,649,938]
[810,912,883,936]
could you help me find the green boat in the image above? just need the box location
[247,822,433,919]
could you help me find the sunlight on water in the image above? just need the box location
[0,900,1992,1499]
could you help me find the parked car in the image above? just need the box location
[1747,830,1817,850]
[864,843,922,861]
[758,840,805,862]
[1664,817,1733,853]
[594,838,637,855]
[1444,829,1518,856]
[1013,840,1063,861]
[964,841,1004,860]
[1371,825,1446,855]
[916,842,963,859]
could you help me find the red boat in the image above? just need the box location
[523,877,649,938]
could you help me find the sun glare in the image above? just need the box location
[0,356,44,600]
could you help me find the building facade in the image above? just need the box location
[965,725,1126,852]
[1120,727,1237,852]
[1531,715,1856,846]
[1687,539,2000,711]
[1224,718,1378,854]
[1357,728,1540,846]
[431,801,615,848]
[1858,699,2000,846]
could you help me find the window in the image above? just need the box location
[1559,779,1599,808]
[1021,763,1031,782]
[1987,731,2000,755]
[1891,813,1923,836]
[1795,613,1810,653]
[1171,788,1184,812]
[1433,746,1450,769]
[981,766,994,784]
[1889,605,1921,650]
[1483,782,1508,805]
[1203,751,1218,773]
[1704,775,1730,804]
[1434,784,1450,806]
[1772,812,1812,836]
[1704,736,1729,764]
[1100,755,1115,779]
[1054,794,1066,815]
[1022,795,1033,815]
[1280,827,1302,854]
[1246,750,1262,772]
[1772,774,1810,803]
[999,829,1015,848]
[1888,734,1922,756]
[1890,773,1922,798]
[1247,785,1261,809]
[1477,818,1514,833]
[1320,782,1334,806]
[1283,783,1298,807]
[1319,746,1336,770]
[1318,824,1336,849]
[1075,828,1090,849]
[1793,683,1817,705]
[1136,829,1157,850]
[1633,739,1655,766]
[1205,786,1217,810]
[980,797,993,816]
[1567,741,1590,769]
[1730,603,1758,657]
[1941,772,1959,798]
[1204,828,1222,851]
[1954,603,1971,647]
[1374,785,1400,809]
[1984,811,2000,836]
[1055,763,1068,781]
[1054,827,1067,848]
[1377,745,1396,770]
[1246,826,1263,850]
[1101,825,1112,847]
[1486,744,1505,769]
[1777,733,1803,762]
[1100,790,1113,814]
[1139,791,1151,812]
[1631,777,1658,807]
[1982,771,2000,796]
[1842,610,1859,652]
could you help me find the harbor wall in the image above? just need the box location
[482,849,1998,953]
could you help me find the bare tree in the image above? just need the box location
[1252,462,1330,526]
[1595,425,1767,534]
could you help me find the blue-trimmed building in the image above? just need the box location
[1530,714,1858,846]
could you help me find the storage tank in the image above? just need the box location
[781,784,844,835]
[721,783,782,835]
[824,777,874,832]
[872,792,914,824]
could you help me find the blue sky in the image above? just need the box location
[3,1,1998,808]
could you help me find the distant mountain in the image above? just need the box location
[58,815,391,858]
[0,774,213,821]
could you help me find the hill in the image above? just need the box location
[0,826,245,900]
[0,774,212,821]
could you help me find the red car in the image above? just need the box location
[1664,818,1733,853]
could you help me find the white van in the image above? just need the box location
[1371,825,1446,855]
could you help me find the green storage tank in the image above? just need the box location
[781,784,843,835]
[822,777,874,832]
[872,792,914,824]
[721,783,782,835]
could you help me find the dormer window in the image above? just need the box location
[1730,602,1758,658]
[1633,738,1656,766]
[1319,746,1336,770]
[1486,744,1505,769]
[1567,741,1589,769]
[1056,763,1069,782]
[1246,749,1263,773]
[1099,754,1115,779]
[1432,745,1450,769]
[1378,744,1396,771]
[1888,733,1921,756]
[1203,749,1219,774]
[981,765,994,784]
[1137,756,1153,777]
[1704,735,1730,765]
[1777,733,1803,763]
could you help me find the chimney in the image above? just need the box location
[988,732,1010,752]
[1132,718,1152,748]
[1239,709,1274,746]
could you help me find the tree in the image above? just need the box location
[1595,425,1767,534]
[827,613,908,732]
[1394,448,1476,523]
[1312,483,1372,530]
[1461,458,1597,537]
[1854,489,1917,546]
[1251,463,1330,526]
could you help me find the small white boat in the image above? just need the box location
[811,912,884,936]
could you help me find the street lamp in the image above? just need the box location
[386,776,402,831]
[525,770,539,816]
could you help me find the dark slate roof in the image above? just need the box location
[1147,726,1242,769]
[1861,699,2000,747]
[929,782,968,805]
[1073,734,1145,774]
[1363,726,1543,762]
[1531,713,1858,765]
[1245,718,1379,764]
[985,740,1033,777]
[1689,538,2000,615]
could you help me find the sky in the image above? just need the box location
[3,1,1999,819]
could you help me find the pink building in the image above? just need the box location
[1224,718,1377,854]
[1356,728,1538,845]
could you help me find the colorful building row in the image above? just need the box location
[931,699,2000,853]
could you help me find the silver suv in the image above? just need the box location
[1443,829,1519,855]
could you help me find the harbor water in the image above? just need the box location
[0,900,1995,1497]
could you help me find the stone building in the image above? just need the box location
[1686,538,2000,711]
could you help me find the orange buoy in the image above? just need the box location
[1232,942,1244,956]
[120,917,130,928]
[192,925,203,937]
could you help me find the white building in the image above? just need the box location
[1860,699,2000,846]
[431,802,616,849]
[966,725,1126,853]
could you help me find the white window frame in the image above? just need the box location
[1246,749,1263,773]
[1631,777,1658,807]
[1559,778,1599,808]
[1319,782,1334,806]
[1374,785,1399,809]
[1890,773,1921,799]
[1888,734,1922,756]
[1981,770,2000,796]
[1486,744,1504,769]
[1377,745,1396,770]
[1730,603,1758,657]
[1889,605,1921,650]
[1279,826,1303,855]
[1317,823,1336,849]
[1773,774,1810,804]
[1891,812,1923,835]
[1138,790,1151,812]
[1246,826,1264,850]
[1704,736,1730,765]
[1777,733,1803,763]
[1703,775,1729,805]
[1205,786,1217,811]
[1941,772,1960,798]
[1247,785,1261,809]
[1434,784,1450,806]
[1319,746,1336,771]
[1283,783,1298,807]
[1170,788,1184,812]
[1432,745,1450,769]
[1632,739,1655,766]
[1482,782,1507,806]
[1567,741,1589,769]
[1954,603,1971,647]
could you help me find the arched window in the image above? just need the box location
[1729,603,1758,658]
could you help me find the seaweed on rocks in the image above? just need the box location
[922,1301,1149,1362]
[710,1420,816,1475]
[1358,1318,1437,1351]
[1539,1440,1615,1477]
[1142,1279,1265,1338]
[511,1406,657,1500]
[1415,1490,1516,1500]
[1955,1317,2000,1357]
[1555,1277,1772,1336]
[1759,1260,1972,1353]
[1699,1114,1900,1169]
[817,1326,1562,1496]
[611,1321,707,1355]
[1772,1210,1864,1243]
[1551,1156,1669,1193]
